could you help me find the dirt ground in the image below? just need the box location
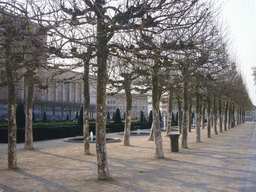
[0,122,255,192]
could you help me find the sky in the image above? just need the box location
[216,0,256,105]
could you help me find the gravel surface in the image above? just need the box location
[0,122,255,192]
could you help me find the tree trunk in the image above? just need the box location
[224,101,228,131]
[83,60,90,155]
[232,105,235,127]
[152,62,164,158]
[96,11,110,180]
[24,71,34,149]
[202,102,206,129]
[195,88,200,142]
[177,97,182,133]
[237,108,240,126]
[228,102,232,129]
[207,96,211,138]
[148,122,155,141]
[219,100,223,133]
[240,109,243,124]
[166,89,173,136]
[213,97,218,135]
[238,110,240,124]
[5,36,18,169]
[123,78,132,146]
[188,101,192,132]
[181,80,188,149]
[199,103,202,127]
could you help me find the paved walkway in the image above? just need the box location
[239,122,256,192]
[0,122,255,192]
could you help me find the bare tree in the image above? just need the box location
[0,5,25,168]
[56,0,185,179]
[107,53,148,146]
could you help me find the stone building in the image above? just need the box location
[0,10,148,121]
[106,94,148,119]
[245,106,256,121]
[0,67,149,121]
[0,67,97,120]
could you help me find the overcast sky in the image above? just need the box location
[217,0,256,105]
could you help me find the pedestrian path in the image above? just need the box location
[239,122,256,192]
[0,122,255,191]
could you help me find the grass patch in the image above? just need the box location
[0,122,8,126]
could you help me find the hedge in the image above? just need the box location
[0,124,95,143]
[0,122,152,143]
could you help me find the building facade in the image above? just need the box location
[106,94,148,119]
[0,10,148,121]
[0,67,149,121]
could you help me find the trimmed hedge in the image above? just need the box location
[106,121,152,133]
[0,124,96,143]
[0,122,152,143]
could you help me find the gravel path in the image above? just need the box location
[0,122,255,192]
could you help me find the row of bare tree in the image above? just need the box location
[0,0,252,180]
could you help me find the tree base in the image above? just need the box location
[98,174,112,180]
[24,147,34,150]
[155,155,165,159]
[8,166,19,170]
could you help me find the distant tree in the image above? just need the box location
[107,112,110,120]
[172,113,175,123]
[112,112,116,121]
[75,112,79,119]
[66,114,69,121]
[32,112,35,122]
[42,112,47,122]
[16,103,26,128]
[140,111,145,122]
[78,107,83,126]
[149,111,153,122]
[115,108,122,124]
